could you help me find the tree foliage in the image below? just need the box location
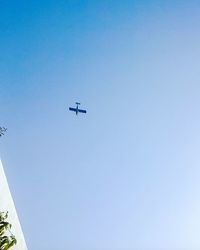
[0,212,17,250]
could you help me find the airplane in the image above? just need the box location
[0,127,7,137]
[69,102,87,115]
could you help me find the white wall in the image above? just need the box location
[0,160,27,250]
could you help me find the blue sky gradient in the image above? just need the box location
[1,1,200,249]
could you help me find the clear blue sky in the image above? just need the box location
[1,0,200,249]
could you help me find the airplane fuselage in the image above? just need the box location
[75,105,79,115]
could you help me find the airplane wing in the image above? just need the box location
[78,109,87,113]
[69,107,76,112]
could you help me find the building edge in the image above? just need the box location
[0,159,28,250]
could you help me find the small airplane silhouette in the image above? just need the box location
[0,127,7,137]
[69,102,87,115]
